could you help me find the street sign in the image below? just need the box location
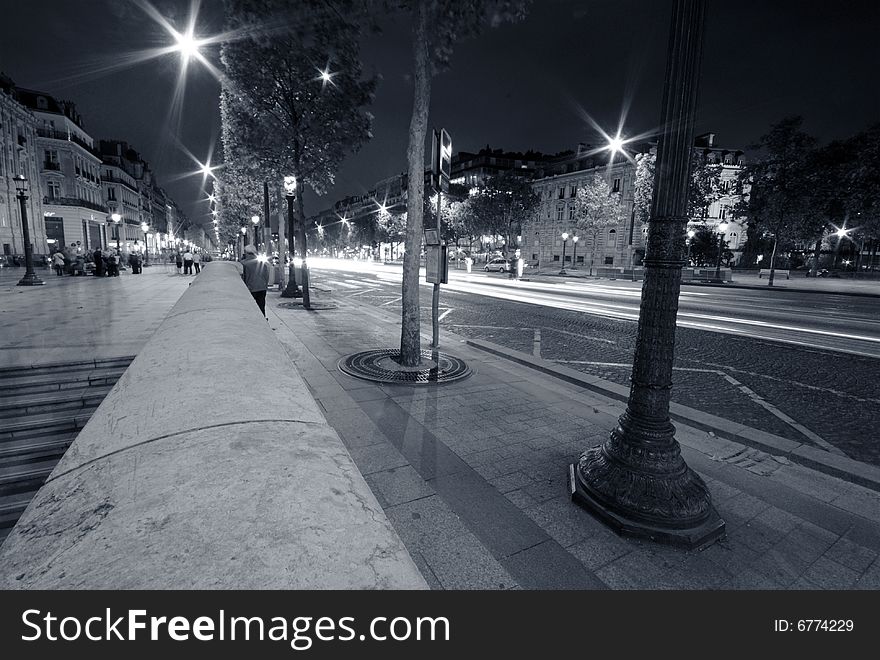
[425,244,448,284]
[432,128,452,194]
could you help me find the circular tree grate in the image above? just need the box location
[338,348,471,385]
[278,301,338,310]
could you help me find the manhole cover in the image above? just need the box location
[339,349,471,385]
[278,301,338,310]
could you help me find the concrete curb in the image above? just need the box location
[682,281,880,299]
[464,336,880,493]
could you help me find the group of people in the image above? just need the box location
[50,244,126,277]
[168,249,209,275]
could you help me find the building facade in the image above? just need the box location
[16,88,107,255]
[524,133,746,269]
[0,75,47,260]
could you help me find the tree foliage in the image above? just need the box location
[734,116,816,284]
[573,173,624,271]
[466,172,539,248]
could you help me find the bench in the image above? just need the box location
[759,269,789,279]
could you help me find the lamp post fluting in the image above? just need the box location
[714,222,729,281]
[570,0,724,548]
[13,175,44,286]
[560,232,569,275]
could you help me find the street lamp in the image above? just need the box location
[714,221,729,281]
[251,214,261,251]
[280,176,302,298]
[571,0,723,548]
[111,213,122,252]
[141,222,150,265]
[560,231,569,275]
[572,235,580,269]
[12,175,44,286]
[686,228,696,265]
[281,175,309,307]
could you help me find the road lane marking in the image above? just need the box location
[554,360,844,455]
[533,329,541,357]
[438,308,454,322]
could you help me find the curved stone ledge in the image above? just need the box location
[0,262,427,589]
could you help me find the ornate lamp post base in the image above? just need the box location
[569,414,725,549]
[17,272,45,286]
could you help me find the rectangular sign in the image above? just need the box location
[425,244,447,284]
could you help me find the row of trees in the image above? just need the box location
[734,117,880,284]
[215,0,531,367]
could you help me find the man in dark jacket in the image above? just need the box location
[240,245,270,316]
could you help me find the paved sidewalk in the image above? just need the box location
[267,290,880,590]
[0,265,191,368]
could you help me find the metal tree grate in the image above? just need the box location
[338,349,471,385]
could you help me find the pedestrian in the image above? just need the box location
[193,251,202,274]
[183,249,194,275]
[129,251,142,274]
[51,250,65,276]
[175,250,183,275]
[108,250,120,277]
[240,245,269,316]
[93,248,104,277]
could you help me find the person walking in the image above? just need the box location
[193,251,202,274]
[183,248,194,275]
[129,251,141,275]
[175,250,183,275]
[51,250,65,276]
[93,248,104,277]
[107,250,120,277]
[240,245,269,316]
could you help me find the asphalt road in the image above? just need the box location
[309,260,880,467]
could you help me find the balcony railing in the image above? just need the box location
[36,128,100,157]
[43,196,108,213]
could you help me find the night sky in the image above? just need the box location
[2,0,878,230]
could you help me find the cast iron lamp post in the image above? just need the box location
[280,176,301,298]
[714,221,729,281]
[686,229,695,264]
[572,235,580,269]
[570,0,724,548]
[560,232,569,275]
[112,213,122,252]
[251,215,261,251]
[141,222,150,265]
[12,175,44,286]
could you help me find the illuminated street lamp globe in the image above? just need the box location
[718,221,729,234]
[141,222,150,233]
[561,232,569,241]
[111,213,122,223]
[835,226,849,239]
[251,215,260,226]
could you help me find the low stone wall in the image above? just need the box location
[0,262,426,589]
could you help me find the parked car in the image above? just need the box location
[484,257,510,273]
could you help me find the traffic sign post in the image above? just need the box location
[429,128,451,349]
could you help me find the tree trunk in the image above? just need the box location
[767,234,778,286]
[399,0,432,367]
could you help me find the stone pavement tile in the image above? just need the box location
[385,495,473,553]
[753,506,802,535]
[348,443,410,476]
[701,478,742,503]
[489,471,534,494]
[523,495,601,548]
[430,470,549,557]
[502,540,607,589]
[346,386,391,403]
[700,538,763,576]
[568,529,633,571]
[751,527,836,586]
[595,551,675,590]
[796,520,840,547]
[364,465,435,507]
[830,488,880,523]
[420,534,518,590]
[734,520,789,554]
[801,556,861,589]
[771,465,847,504]
[409,551,443,590]
[315,393,363,413]
[665,553,733,590]
[722,568,784,589]
[853,561,880,589]
[504,489,539,510]
[823,536,878,573]
[320,408,388,450]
